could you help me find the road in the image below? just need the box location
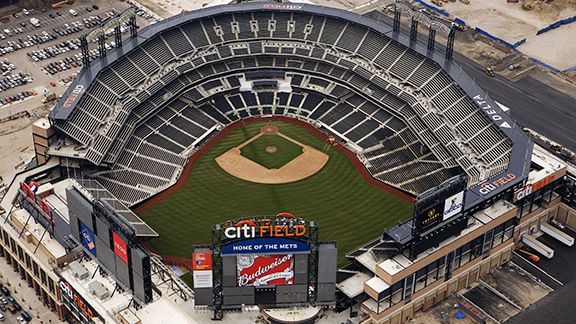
[453,52,576,151]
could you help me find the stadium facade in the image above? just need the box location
[0,1,575,323]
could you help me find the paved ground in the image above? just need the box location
[0,0,152,120]
[463,284,520,323]
[454,52,576,152]
[0,257,61,323]
[508,228,576,324]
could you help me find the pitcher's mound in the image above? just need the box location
[261,125,279,135]
[265,146,278,153]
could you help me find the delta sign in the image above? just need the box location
[221,216,310,255]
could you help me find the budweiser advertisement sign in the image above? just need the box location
[237,254,294,287]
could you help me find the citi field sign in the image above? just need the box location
[224,220,307,240]
[219,215,312,255]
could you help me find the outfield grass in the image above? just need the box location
[138,121,413,266]
[240,133,303,169]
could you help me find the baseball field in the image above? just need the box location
[135,118,413,266]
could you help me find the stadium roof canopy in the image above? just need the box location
[48,1,531,208]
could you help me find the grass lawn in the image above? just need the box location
[240,134,303,169]
[180,272,194,288]
[138,121,413,266]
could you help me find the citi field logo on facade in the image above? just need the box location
[478,173,516,195]
[60,280,94,318]
[224,220,306,240]
[62,85,84,108]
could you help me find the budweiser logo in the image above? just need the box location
[237,254,294,286]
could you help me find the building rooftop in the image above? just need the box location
[365,276,390,293]
[336,272,371,299]
[60,255,197,324]
[32,118,51,130]
[11,208,67,259]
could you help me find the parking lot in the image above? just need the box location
[508,228,576,324]
[0,283,34,324]
[0,0,155,113]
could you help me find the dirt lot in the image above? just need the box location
[0,117,34,184]
[442,0,576,43]
[440,0,576,72]
[517,22,576,71]
[464,284,521,323]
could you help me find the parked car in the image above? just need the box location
[0,286,9,296]
[21,310,31,321]
[7,304,16,314]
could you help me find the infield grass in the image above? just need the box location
[138,121,413,266]
[240,133,303,169]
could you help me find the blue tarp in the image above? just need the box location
[454,17,466,26]
[475,27,525,49]
[537,16,576,35]
[531,57,561,73]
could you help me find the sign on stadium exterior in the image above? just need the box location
[215,215,313,257]
[412,176,468,236]
[201,214,327,317]
[60,278,100,323]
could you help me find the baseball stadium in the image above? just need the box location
[6,1,576,324]
[46,0,529,258]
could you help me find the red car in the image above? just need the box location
[7,304,16,314]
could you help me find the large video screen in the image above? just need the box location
[237,254,294,287]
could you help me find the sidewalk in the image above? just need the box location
[0,260,62,323]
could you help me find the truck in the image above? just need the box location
[42,93,58,104]
[30,17,40,27]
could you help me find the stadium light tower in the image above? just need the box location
[393,0,457,61]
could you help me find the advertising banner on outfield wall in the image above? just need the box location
[443,191,464,221]
[113,232,129,264]
[193,252,213,271]
[193,270,213,289]
[415,201,444,232]
[79,221,97,256]
[237,254,294,287]
[222,238,309,255]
